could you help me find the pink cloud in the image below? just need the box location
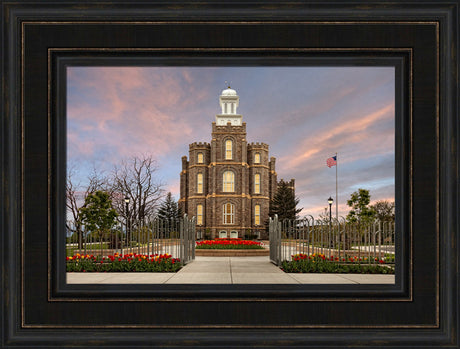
[299,202,352,219]
[279,103,394,173]
[253,85,359,142]
[67,131,96,156]
[67,67,203,161]
[182,70,193,85]
[166,180,181,198]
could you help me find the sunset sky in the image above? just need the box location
[67,66,395,218]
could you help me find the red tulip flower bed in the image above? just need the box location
[281,253,394,274]
[66,252,182,272]
[196,238,264,250]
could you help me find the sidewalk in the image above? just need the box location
[67,256,395,284]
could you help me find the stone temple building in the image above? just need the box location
[179,86,295,239]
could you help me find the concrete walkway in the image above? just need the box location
[67,256,395,284]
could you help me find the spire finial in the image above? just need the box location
[225,80,231,88]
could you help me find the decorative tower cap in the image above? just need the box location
[218,82,240,118]
[221,81,237,96]
[221,88,237,96]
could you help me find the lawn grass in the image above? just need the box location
[281,260,394,274]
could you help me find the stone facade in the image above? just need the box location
[179,87,294,239]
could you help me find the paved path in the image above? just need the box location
[67,256,395,284]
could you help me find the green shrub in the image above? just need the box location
[281,259,394,274]
[280,253,394,274]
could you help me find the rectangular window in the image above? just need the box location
[254,205,260,225]
[225,140,232,159]
[254,153,260,163]
[223,171,235,192]
[197,173,203,193]
[197,204,203,225]
[223,203,234,224]
[254,173,260,194]
[197,152,204,163]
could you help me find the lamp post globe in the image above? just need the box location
[124,197,130,248]
[327,197,333,223]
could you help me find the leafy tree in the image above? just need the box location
[346,188,375,224]
[269,180,303,221]
[79,191,118,240]
[66,164,109,248]
[157,192,183,222]
[370,200,395,222]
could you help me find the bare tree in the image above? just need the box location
[111,154,165,239]
[370,200,395,222]
[317,207,331,224]
[66,164,109,248]
[66,165,83,246]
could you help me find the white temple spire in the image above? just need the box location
[216,86,242,126]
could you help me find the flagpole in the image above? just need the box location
[336,152,338,222]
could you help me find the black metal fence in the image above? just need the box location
[269,215,395,266]
[67,215,196,265]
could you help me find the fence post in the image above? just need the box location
[180,214,185,263]
[184,215,189,264]
[269,214,281,266]
[277,215,281,266]
[191,216,196,261]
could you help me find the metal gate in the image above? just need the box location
[68,215,196,265]
[269,214,281,265]
[268,215,395,267]
[179,214,196,264]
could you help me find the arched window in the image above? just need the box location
[223,203,235,224]
[196,204,203,225]
[225,139,233,160]
[254,152,261,164]
[223,171,235,192]
[197,152,204,164]
[254,173,261,194]
[254,205,261,225]
[197,173,203,194]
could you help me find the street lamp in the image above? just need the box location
[328,196,334,249]
[124,196,130,251]
[327,197,334,224]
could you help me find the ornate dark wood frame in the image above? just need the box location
[1,1,458,348]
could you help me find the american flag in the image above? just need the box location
[326,155,337,168]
